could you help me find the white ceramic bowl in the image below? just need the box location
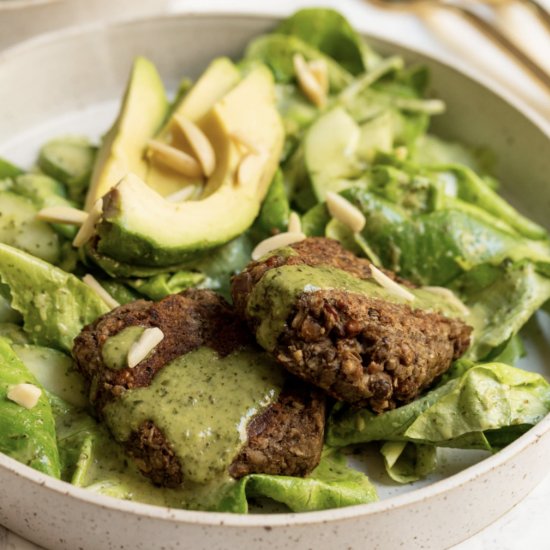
[0,0,169,51]
[0,12,549,550]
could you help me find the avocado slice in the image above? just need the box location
[84,57,168,211]
[96,66,284,267]
[146,57,241,197]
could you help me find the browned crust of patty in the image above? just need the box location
[73,288,250,411]
[231,237,472,412]
[125,420,183,488]
[229,381,326,479]
[72,289,325,487]
[277,290,470,412]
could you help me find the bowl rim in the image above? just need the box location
[0,0,64,12]
[1,9,549,528]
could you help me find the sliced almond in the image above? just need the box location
[326,192,366,233]
[370,265,415,302]
[237,151,267,187]
[229,131,261,155]
[308,59,329,95]
[147,140,203,178]
[424,286,469,316]
[165,185,199,203]
[293,53,327,108]
[127,327,165,368]
[394,146,408,161]
[288,211,302,234]
[82,274,120,310]
[173,115,216,177]
[36,206,88,226]
[252,231,306,261]
[72,199,102,248]
[7,383,42,409]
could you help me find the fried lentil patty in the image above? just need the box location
[72,289,325,488]
[231,238,472,413]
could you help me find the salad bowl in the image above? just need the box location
[0,11,549,550]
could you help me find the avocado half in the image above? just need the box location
[87,59,284,267]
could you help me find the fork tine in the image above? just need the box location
[451,3,550,90]
[524,0,550,33]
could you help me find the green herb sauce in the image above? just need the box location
[247,264,468,350]
[101,326,145,370]
[103,346,284,483]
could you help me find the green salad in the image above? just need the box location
[0,8,549,513]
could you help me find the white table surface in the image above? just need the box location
[1,0,549,548]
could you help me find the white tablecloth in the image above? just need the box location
[1,1,549,548]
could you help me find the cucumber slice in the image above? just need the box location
[12,344,88,408]
[0,323,28,344]
[0,191,60,264]
[38,138,96,203]
[0,157,23,179]
[304,107,362,201]
[13,174,78,239]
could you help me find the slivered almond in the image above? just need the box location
[7,383,42,409]
[127,327,165,369]
[229,131,261,155]
[82,274,120,310]
[237,151,267,187]
[147,140,203,178]
[424,286,469,316]
[72,199,102,248]
[293,53,327,108]
[308,59,329,95]
[370,265,415,302]
[394,146,408,161]
[37,206,88,226]
[173,115,216,177]
[252,231,306,261]
[165,185,199,203]
[326,192,366,233]
[288,211,302,233]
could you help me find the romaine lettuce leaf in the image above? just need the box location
[380,441,437,484]
[245,34,352,91]
[346,187,550,286]
[126,271,204,301]
[0,243,108,352]
[275,8,372,75]
[0,337,60,477]
[217,449,377,513]
[327,362,550,451]
[457,262,550,360]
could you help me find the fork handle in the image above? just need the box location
[444,2,550,90]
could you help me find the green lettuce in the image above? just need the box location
[250,169,290,242]
[245,34,352,91]
[217,449,377,513]
[275,8,373,74]
[127,271,205,301]
[380,442,437,484]
[0,243,108,352]
[327,362,550,451]
[0,337,60,477]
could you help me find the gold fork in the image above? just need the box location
[368,0,550,90]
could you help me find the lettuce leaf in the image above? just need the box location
[0,337,60,477]
[0,243,108,352]
[327,362,550,451]
[217,449,377,513]
[380,441,437,484]
[245,34,352,91]
[275,8,372,75]
[457,262,550,360]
